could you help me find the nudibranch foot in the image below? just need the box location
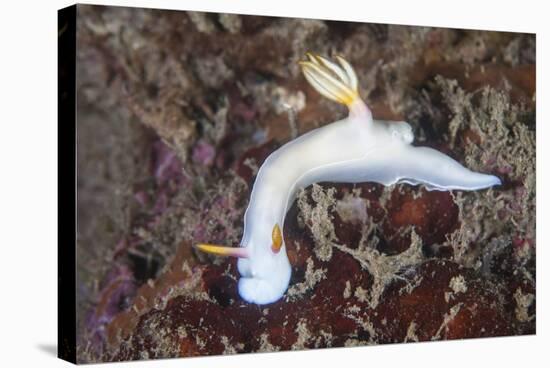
[238,266,292,305]
[195,53,501,305]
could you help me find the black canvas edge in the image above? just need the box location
[58,4,77,364]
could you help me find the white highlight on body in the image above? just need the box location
[214,54,501,305]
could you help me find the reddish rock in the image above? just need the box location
[384,187,459,255]
[109,256,521,361]
[235,140,279,185]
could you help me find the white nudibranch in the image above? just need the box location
[196,53,501,305]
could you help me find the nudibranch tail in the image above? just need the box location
[195,243,249,258]
[299,53,359,108]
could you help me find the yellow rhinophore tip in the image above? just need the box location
[271,223,283,253]
[299,53,359,107]
[195,243,249,258]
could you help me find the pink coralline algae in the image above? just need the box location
[192,140,216,167]
[85,265,137,353]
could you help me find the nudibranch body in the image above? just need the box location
[197,54,501,305]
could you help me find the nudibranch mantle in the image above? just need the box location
[197,54,501,305]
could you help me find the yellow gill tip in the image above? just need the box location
[299,53,359,108]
